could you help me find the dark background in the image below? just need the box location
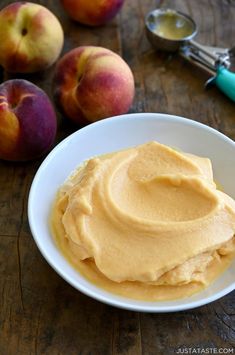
[0,0,235,354]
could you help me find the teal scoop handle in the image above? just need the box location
[214,66,235,101]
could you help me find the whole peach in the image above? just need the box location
[0,2,64,73]
[54,46,135,124]
[0,79,57,161]
[60,0,125,26]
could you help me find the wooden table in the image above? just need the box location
[1,0,235,354]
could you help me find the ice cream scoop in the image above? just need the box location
[145,8,235,102]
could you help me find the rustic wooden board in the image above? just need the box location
[0,0,235,354]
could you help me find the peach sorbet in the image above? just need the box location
[51,141,235,301]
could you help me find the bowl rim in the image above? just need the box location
[28,112,235,312]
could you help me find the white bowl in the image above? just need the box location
[28,113,235,312]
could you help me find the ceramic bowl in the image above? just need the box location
[28,113,235,312]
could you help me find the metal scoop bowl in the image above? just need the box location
[145,8,197,52]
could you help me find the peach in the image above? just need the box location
[54,46,135,124]
[0,79,57,161]
[60,0,125,26]
[0,2,64,73]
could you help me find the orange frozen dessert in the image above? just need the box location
[51,141,235,301]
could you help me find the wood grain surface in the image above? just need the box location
[0,0,235,354]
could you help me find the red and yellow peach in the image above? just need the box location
[60,0,125,26]
[0,2,64,73]
[54,46,135,124]
[0,79,57,161]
